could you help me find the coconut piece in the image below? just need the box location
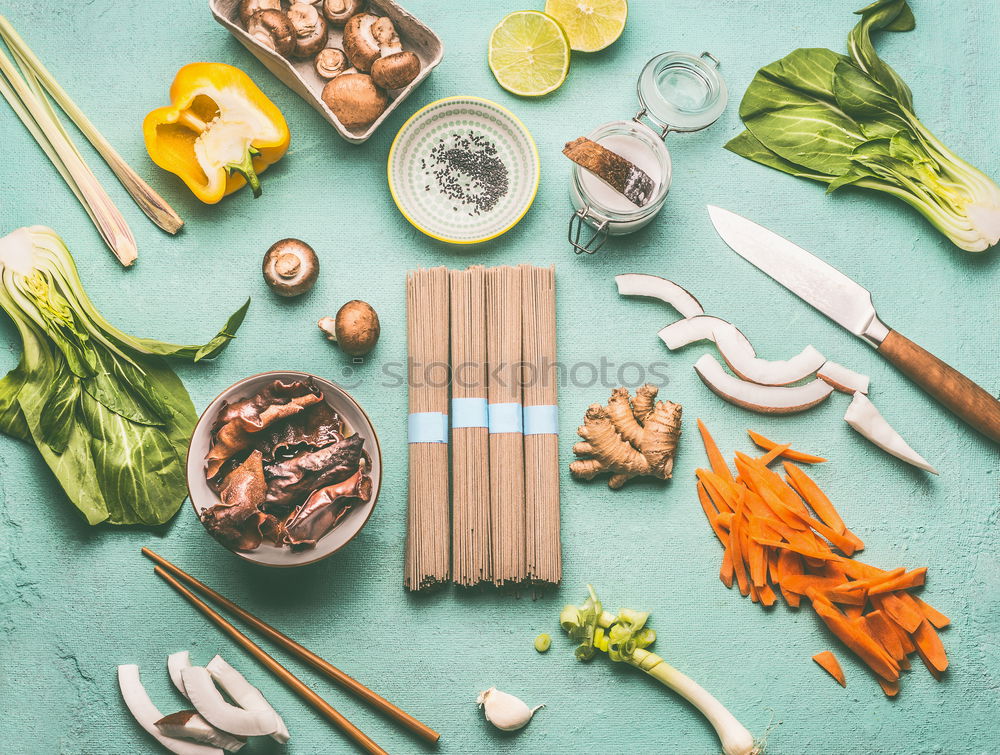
[156,711,247,752]
[614,274,704,318]
[564,137,655,207]
[118,665,223,755]
[713,327,825,386]
[818,360,870,395]
[657,315,733,349]
[693,354,834,414]
[206,655,290,744]
[843,392,938,474]
[168,651,192,697]
[181,666,280,737]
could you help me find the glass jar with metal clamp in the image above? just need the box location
[567,51,727,254]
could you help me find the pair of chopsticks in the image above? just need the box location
[142,548,440,754]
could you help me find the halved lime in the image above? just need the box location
[488,11,570,97]
[544,0,628,53]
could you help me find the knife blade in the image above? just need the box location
[706,205,890,345]
[706,205,1000,444]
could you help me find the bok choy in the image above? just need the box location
[726,0,1000,252]
[0,226,248,525]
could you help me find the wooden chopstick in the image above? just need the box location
[142,548,440,744]
[153,566,389,755]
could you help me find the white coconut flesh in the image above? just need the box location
[156,711,247,753]
[657,315,732,349]
[477,687,543,731]
[614,274,704,318]
[117,665,224,755]
[168,650,192,697]
[206,655,290,744]
[181,666,281,737]
[693,354,834,414]
[817,360,870,395]
[843,392,938,474]
[714,328,826,386]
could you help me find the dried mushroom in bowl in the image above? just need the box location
[201,378,372,551]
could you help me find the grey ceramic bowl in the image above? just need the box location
[187,371,382,567]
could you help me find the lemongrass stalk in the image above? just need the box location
[0,16,183,234]
[0,44,137,265]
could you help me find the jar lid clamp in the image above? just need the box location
[635,51,727,137]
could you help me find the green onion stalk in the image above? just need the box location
[560,586,761,755]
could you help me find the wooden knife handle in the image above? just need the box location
[878,330,1000,443]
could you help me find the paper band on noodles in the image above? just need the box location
[451,397,489,429]
[488,402,523,434]
[523,404,558,436]
[407,412,448,444]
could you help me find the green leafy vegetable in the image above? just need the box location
[726,0,1000,252]
[0,226,249,525]
[561,586,760,755]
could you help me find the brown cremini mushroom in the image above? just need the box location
[371,51,420,90]
[248,9,296,56]
[262,238,320,297]
[343,13,389,71]
[318,300,380,356]
[239,0,281,27]
[321,73,387,130]
[314,47,349,79]
[322,0,364,27]
[287,2,329,59]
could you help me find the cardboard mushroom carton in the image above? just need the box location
[209,0,443,144]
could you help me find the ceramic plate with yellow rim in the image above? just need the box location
[388,96,539,244]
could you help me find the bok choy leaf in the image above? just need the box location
[0,226,249,525]
[726,0,1000,252]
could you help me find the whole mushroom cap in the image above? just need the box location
[239,0,282,27]
[342,13,383,72]
[262,238,320,297]
[331,300,380,356]
[322,73,388,130]
[315,47,349,79]
[371,51,420,90]
[322,0,364,27]
[287,2,329,59]
[251,9,296,56]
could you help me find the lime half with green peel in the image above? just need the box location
[544,0,628,52]
[488,11,571,97]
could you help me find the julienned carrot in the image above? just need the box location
[694,423,948,696]
[757,442,792,466]
[812,651,846,686]
[868,567,927,596]
[698,419,734,483]
[911,595,950,628]
[748,430,828,464]
[876,677,899,697]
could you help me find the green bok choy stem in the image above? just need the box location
[561,586,760,755]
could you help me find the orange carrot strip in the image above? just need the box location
[868,567,927,596]
[729,491,750,597]
[716,512,733,530]
[720,548,734,589]
[874,592,922,633]
[696,469,736,514]
[843,603,865,620]
[753,537,838,563]
[742,491,800,540]
[777,550,802,608]
[737,462,807,531]
[830,567,906,595]
[697,482,728,545]
[748,581,760,603]
[764,494,859,556]
[812,600,899,681]
[747,516,771,588]
[864,611,905,662]
[811,651,846,686]
[697,419,734,483]
[911,595,950,628]
[912,619,948,674]
[877,677,900,697]
[783,462,848,534]
[757,443,792,466]
[767,550,782,586]
[758,582,777,607]
[736,452,812,518]
[781,575,845,595]
[748,430,828,464]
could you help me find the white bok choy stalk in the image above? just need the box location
[560,586,761,755]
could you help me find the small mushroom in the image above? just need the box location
[343,13,396,71]
[322,73,387,130]
[248,9,296,57]
[287,2,329,59]
[322,0,364,27]
[371,16,403,56]
[319,300,380,356]
[371,51,420,90]
[262,239,319,297]
[238,0,281,27]
[315,47,349,79]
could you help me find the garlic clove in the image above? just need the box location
[477,687,543,732]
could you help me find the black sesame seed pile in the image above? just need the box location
[422,130,509,215]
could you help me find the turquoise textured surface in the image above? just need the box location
[0,1,997,754]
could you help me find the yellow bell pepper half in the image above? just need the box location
[143,63,290,204]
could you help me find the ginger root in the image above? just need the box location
[569,385,682,489]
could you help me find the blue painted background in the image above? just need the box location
[0,1,997,753]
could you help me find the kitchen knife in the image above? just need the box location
[707,205,1000,444]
